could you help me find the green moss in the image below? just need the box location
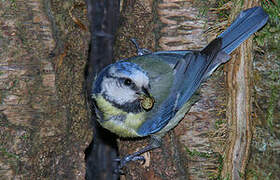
[1,0,16,7]
[247,169,273,180]
[0,147,19,160]
[217,154,224,178]
[207,153,231,180]
[267,84,279,131]
[256,0,280,54]
[0,146,20,175]
[184,139,227,179]
[196,0,232,18]
[185,146,211,158]
[215,0,231,18]
[247,169,258,180]
[215,119,226,129]
[9,0,16,8]
[254,0,280,132]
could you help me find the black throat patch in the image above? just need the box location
[103,93,143,113]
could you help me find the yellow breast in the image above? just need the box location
[93,94,146,137]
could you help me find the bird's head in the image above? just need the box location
[92,61,154,113]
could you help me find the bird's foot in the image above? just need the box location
[130,38,152,56]
[114,154,146,174]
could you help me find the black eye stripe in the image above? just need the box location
[121,78,138,90]
[124,78,132,86]
[107,75,139,91]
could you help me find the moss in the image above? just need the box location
[214,0,232,18]
[247,169,273,180]
[185,146,211,158]
[246,169,273,180]
[267,84,279,131]
[215,119,226,129]
[195,0,232,18]
[0,147,19,160]
[256,0,280,54]
[208,153,231,180]
[248,1,280,177]
[253,0,280,132]
[2,0,17,8]
[216,154,224,179]
[0,147,20,174]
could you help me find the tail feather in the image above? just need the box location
[218,6,268,54]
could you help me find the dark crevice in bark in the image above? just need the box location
[84,1,120,180]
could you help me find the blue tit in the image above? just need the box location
[91,6,268,171]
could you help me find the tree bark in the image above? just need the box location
[222,1,259,179]
[0,0,91,179]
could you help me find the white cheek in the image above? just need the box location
[101,78,137,105]
[130,72,149,88]
[108,86,137,104]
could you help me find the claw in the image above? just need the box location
[113,154,146,174]
[131,155,145,164]
[130,38,152,56]
[134,156,146,165]
[113,138,161,174]
[114,167,124,175]
[141,157,146,165]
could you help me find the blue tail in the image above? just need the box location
[218,6,268,54]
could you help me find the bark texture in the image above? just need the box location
[246,1,280,179]
[0,0,91,179]
[222,1,258,179]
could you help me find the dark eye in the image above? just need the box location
[124,78,132,86]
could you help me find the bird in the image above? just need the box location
[91,6,268,172]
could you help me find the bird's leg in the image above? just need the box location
[114,135,161,174]
[130,38,152,56]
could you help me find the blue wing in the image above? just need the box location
[132,6,268,136]
[136,39,226,136]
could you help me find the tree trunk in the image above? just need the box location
[222,1,259,179]
[0,0,91,179]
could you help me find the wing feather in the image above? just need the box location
[135,39,228,136]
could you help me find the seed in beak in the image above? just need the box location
[139,94,154,111]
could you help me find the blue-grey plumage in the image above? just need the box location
[91,6,268,171]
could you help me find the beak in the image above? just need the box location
[142,87,152,97]
[138,87,152,99]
